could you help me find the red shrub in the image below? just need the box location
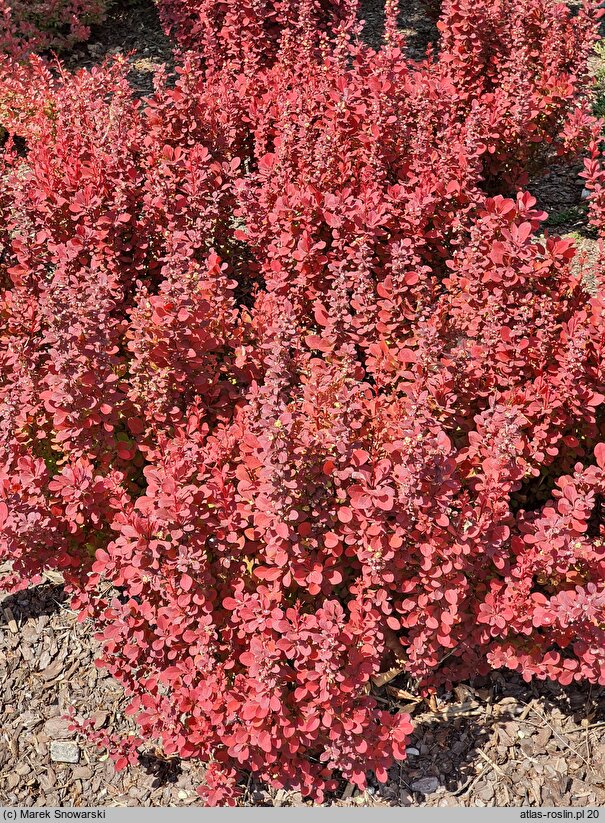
[1,0,605,806]
[435,0,603,187]
[156,0,358,70]
[0,0,106,57]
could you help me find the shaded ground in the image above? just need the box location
[62,0,173,95]
[360,0,438,57]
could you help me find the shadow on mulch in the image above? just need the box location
[62,0,174,95]
[359,0,438,57]
[348,672,605,806]
[0,583,67,625]
[139,753,183,789]
[532,679,605,726]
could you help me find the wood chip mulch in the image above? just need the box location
[0,577,205,807]
[61,0,174,97]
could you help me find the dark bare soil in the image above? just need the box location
[2,0,604,809]
[63,0,173,95]
[360,0,438,56]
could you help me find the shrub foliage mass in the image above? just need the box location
[1,0,605,804]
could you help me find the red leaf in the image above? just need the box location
[337,507,353,523]
[0,502,8,529]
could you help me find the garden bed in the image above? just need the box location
[2,0,605,808]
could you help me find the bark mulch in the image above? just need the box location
[61,0,174,96]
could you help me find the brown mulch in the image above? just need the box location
[348,680,605,808]
[62,0,174,95]
[1,578,605,807]
[0,577,206,807]
[360,0,438,57]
